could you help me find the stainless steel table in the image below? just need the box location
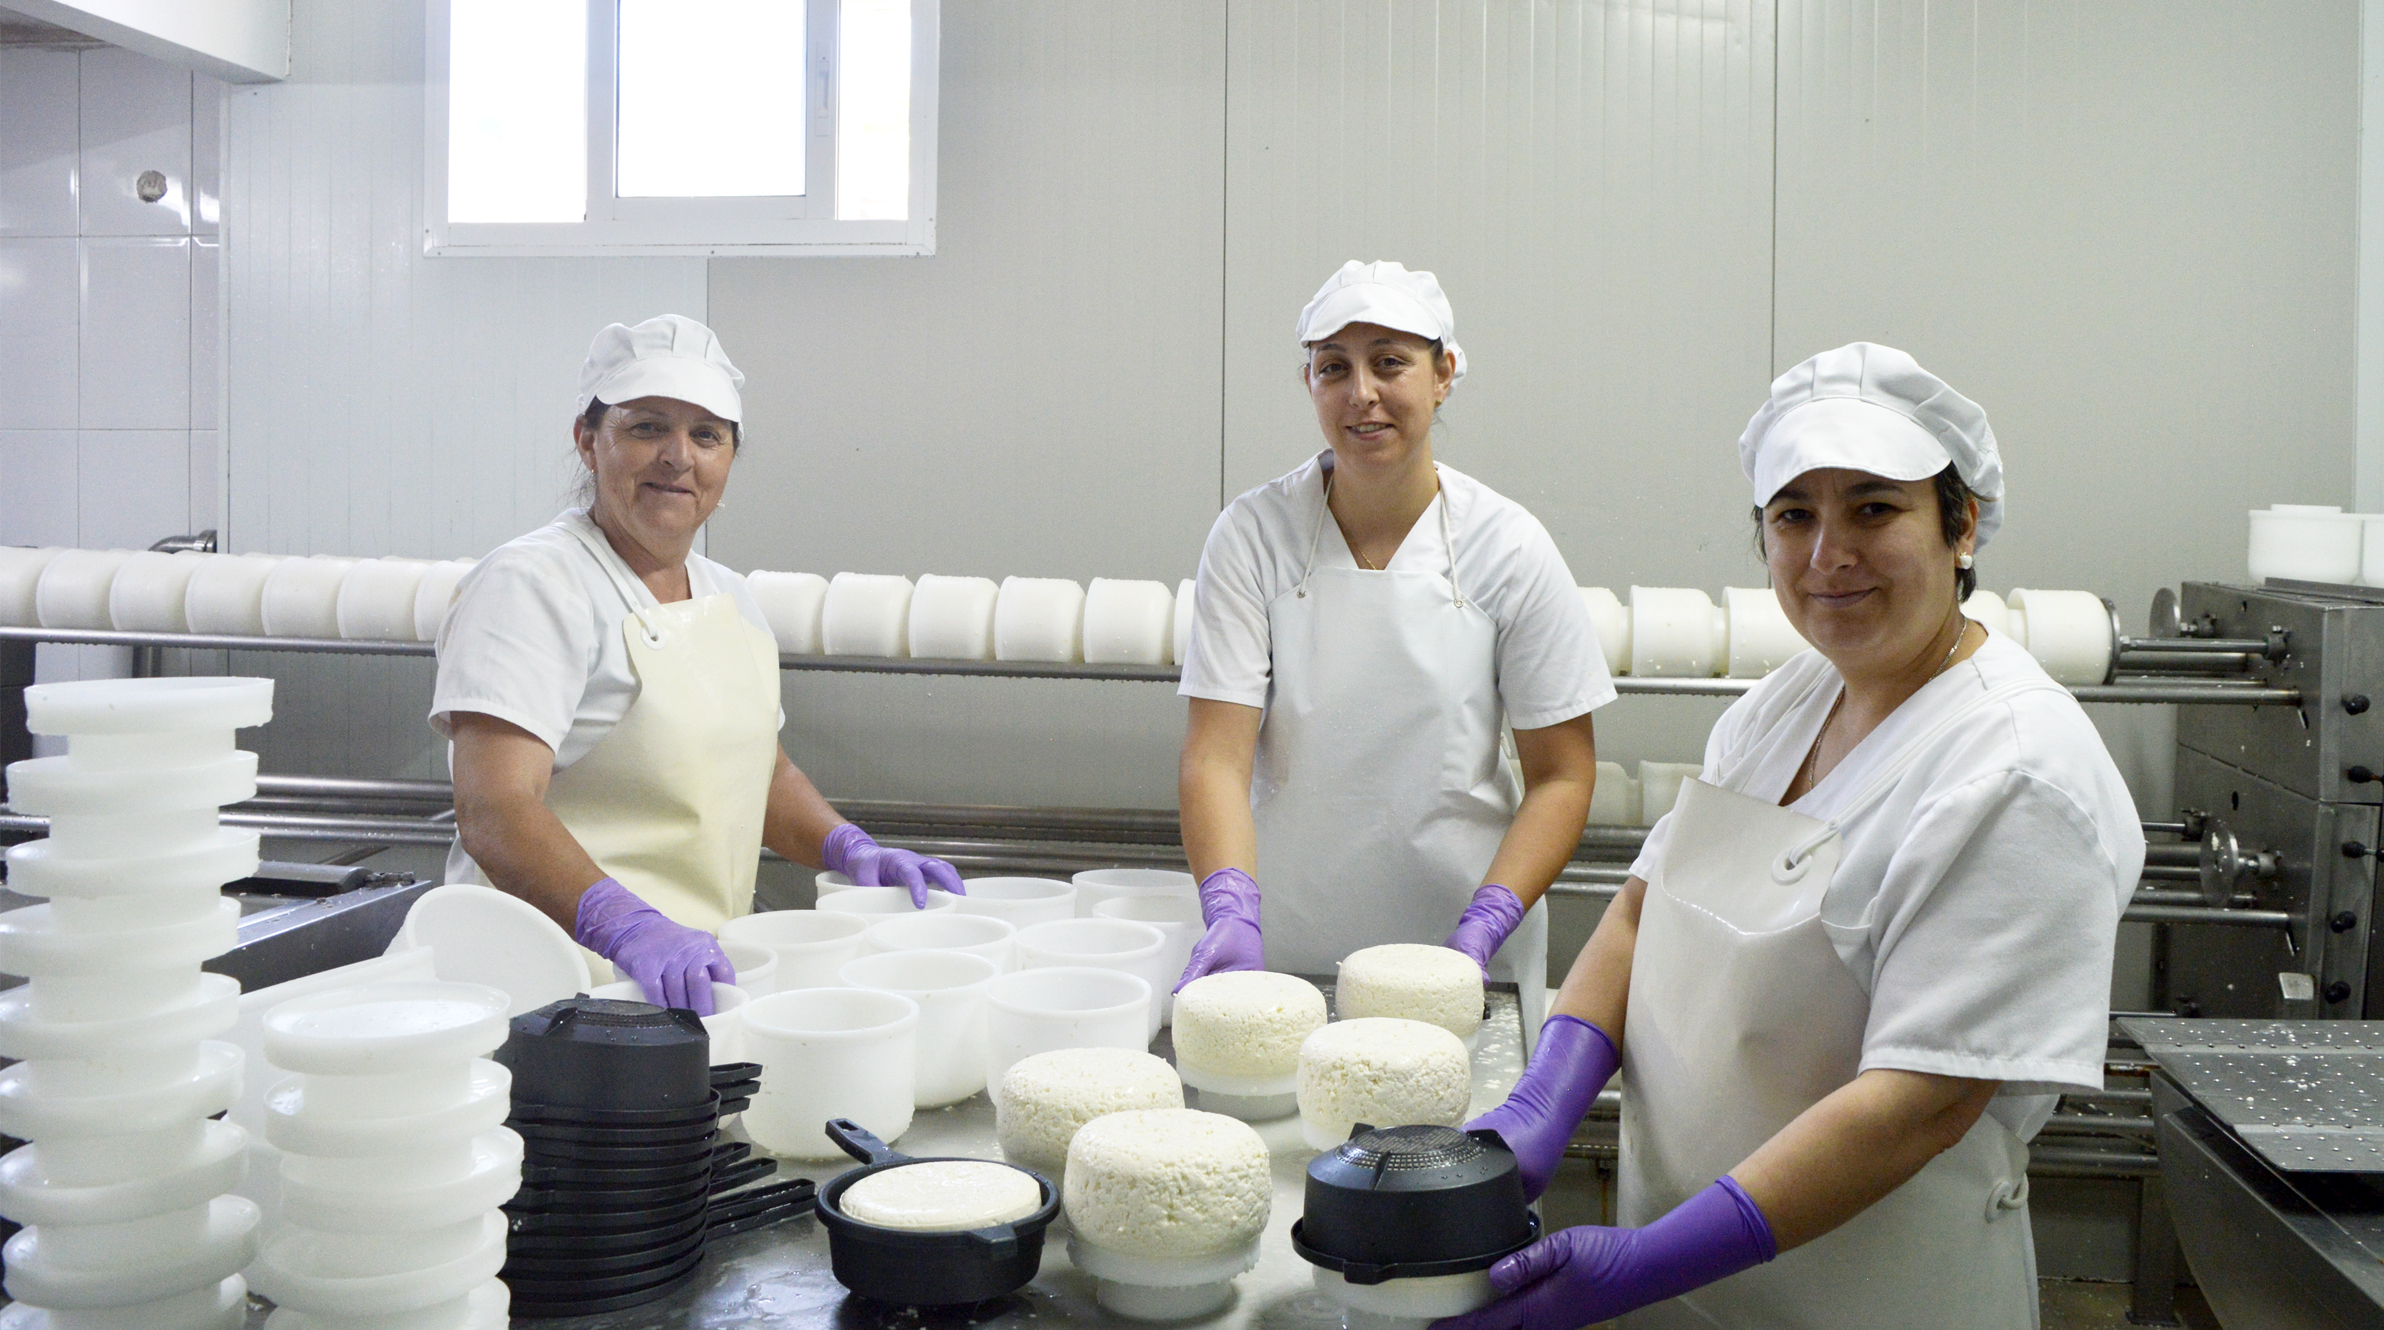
[521,984,1527,1330]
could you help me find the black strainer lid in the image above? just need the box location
[1298,1124,1533,1277]
[497,998,711,1114]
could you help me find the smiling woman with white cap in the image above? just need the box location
[431,314,960,1016]
[1441,343,2145,1328]
[1173,261,1612,1039]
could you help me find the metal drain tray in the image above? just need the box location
[2121,1018,2384,1173]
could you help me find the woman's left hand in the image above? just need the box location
[1446,884,1526,976]
[822,824,965,909]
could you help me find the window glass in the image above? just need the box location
[836,0,910,220]
[448,0,587,222]
[616,0,807,198]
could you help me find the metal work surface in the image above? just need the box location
[2121,1018,2384,1173]
[499,985,1526,1330]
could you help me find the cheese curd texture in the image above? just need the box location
[995,1048,1184,1173]
[841,1160,1044,1231]
[1172,971,1328,1080]
[1064,1109,1271,1258]
[1336,943,1484,1040]
[1296,1017,1470,1143]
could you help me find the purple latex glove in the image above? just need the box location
[1446,884,1527,977]
[1432,1178,1777,1330]
[573,877,735,1017]
[1174,867,1264,991]
[823,823,965,909]
[1466,1015,1618,1199]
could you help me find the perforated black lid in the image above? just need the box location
[1336,1124,1485,1172]
[1298,1123,1532,1274]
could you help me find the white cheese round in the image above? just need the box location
[841,1159,1044,1231]
[1064,1109,1270,1259]
[995,1047,1183,1173]
[1296,1017,1471,1146]
[1173,971,1327,1082]
[1335,944,1484,1040]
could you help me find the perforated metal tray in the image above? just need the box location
[2119,1018,2384,1173]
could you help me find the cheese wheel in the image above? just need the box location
[35,550,135,630]
[1577,587,1628,676]
[822,573,914,657]
[2008,589,2112,686]
[108,551,208,632]
[259,557,359,638]
[1335,944,1482,1041]
[746,570,827,654]
[1172,579,1196,667]
[1082,579,1174,666]
[1063,1109,1269,1259]
[1723,586,1806,678]
[1960,588,2010,636]
[907,574,999,660]
[1629,586,1722,678]
[1172,972,1326,1083]
[842,1160,1042,1231]
[994,577,1085,663]
[995,1047,1181,1174]
[0,548,63,627]
[184,554,280,635]
[1296,1017,1469,1147]
[411,559,477,643]
[336,559,431,641]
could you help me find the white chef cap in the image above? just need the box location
[576,314,746,425]
[1739,342,2003,549]
[1295,260,1467,384]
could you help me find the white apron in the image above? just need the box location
[1619,678,2059,1329]
[463,522,782,934]
[1252,468,1549,1041]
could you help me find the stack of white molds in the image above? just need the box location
[0,676,277,1330]
[247,981,518,1330]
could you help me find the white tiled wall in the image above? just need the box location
[0,43,224,685]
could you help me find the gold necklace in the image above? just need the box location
[1799,617,1973,796]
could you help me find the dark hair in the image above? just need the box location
[1751,464,1982,600]
[577,398,741,449]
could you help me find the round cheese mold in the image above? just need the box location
[994,1047,1181,1174]
[1335,943,1484,1043]
[1064,1109,1269,1320]
[1296,1017,1471,1151]
[1172,972,1327,1120]
[840,1159,1044,1232]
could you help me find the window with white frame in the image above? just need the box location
[428,0,937,256]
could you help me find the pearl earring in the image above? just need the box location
[1957,553,1974,569]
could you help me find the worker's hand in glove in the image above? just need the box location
[1431,1178,1777,1330]
[1445,884,1526,977]
[1175,867,1264,991]
[1465,1015,1619,1199]
[823,823,966,910]
[574,877,736,1016]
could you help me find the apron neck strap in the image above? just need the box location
[564,516,666,646]
[1298,463,1464,608]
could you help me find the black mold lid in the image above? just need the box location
[496,998,710,1114]
[1294,1124,1537,1282]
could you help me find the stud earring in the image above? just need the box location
[1957,553,1974,569]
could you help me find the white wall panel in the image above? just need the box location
[0,431,78,547]
[77,46,191,235]
[79,234,189,429]
[0,47,80,237]
[219,0,703,779]
[76,426,188,547]
[0,235,80,428]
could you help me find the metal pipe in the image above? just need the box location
[2023,1146,2161,1175]
[2122,903,2293,928]
[0,626,438,657]
[2072,682,2299,705]
[2117,635,2273,656]
[781,655,1179,683]
[254,775,454,801]
[2041,1113,2156,1137]
[2131,889,2257,909]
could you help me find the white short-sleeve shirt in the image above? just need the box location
[430,508,781,766]
[1178,452,1615,731]
[1630,632,2144,1139]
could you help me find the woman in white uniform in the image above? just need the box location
[1443,343,2145,1329]
[1175,260,1611,1034]
[434,315,960,1016]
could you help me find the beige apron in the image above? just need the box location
[537,523,782,932]
[1619,679,2057,1329]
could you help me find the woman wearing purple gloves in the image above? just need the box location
[433,315,960,1016]
[1443,345,2142,1328]
[1175,261,1611,1041]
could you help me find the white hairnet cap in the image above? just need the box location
[1296,260,1467,384]
[1739,342,2003,549]
[577,314,746,425]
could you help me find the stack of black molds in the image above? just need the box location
[495,998,810,1318]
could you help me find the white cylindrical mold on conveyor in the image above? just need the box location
[1584,760,1638,827]
[0,677,276,1330]
[1638,761,1700,826]
[822,573,915,657]
[1961,588,2010,636]
[409,560,477,644]
[1722,587,1806,678]
[2006,589,2113,687]
[35,550,135,631]
[748,570,829,655]
[184,555,281,636]
[1173,580,1196,666]
[108,551,209,633]
[0,547,63,628]
[1628,587,1721,678]
[2248,506,2361,585]
[906,574,999,660]
[1577,588,1628,676]
[334,559,431,642]
[1082,579,1175,666]
[994,577,1086,663]
[259,557,359,639]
